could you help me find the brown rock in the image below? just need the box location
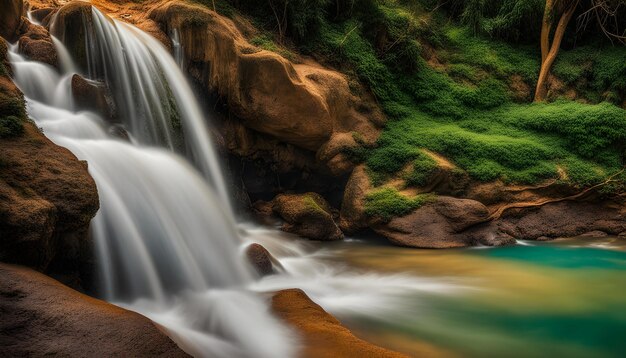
[49,1,93,72]
[0,122,99,272]
[497,201,626,240]
[0,72,99,272]
[245,243,275,276]
[0,0,23,42]
[373,196,491,249]
[579,230,608,238]
[30,7,55,24]
[72,74,115,118]
[18,20,57,67]
[434,196,490,231]
[272,289,408,358]
[272,193,343,241]
[149,2,383,166]
[0,263,189,357]
[339,165,371,233]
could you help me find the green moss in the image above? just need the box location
[249,34,297,61]
[302,194,329,215]
[404,151,439,187]
[365,187,433,221]
[212,0,626,193]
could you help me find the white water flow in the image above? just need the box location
[9,5,466,358]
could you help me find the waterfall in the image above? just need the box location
[8,7,295,358]
[9,4,464,358]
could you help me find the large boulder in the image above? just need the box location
[373,196,499,248]
[272,289,408,358]
[18,20,58,67]
[49,1,93,72]
[0,0,23,42]
[148,2,383,172]
[272,193,343,241]
[0,263,189,357]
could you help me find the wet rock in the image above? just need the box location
[49,1,93,72]
[245,243,275,276]
[272,289,408,358]
[339,165,371,234]
[373,196,490,249]
[18,20,57,67]
[30,7,55,24]
[0,263,189,357]
[72,74,115,118]
[272,193,343,241]
[0,0,23,42]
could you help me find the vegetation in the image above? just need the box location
[365,187,433,221]
[213,0,626,191]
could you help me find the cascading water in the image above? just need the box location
[9,7,295,358]
[9,4,463,358]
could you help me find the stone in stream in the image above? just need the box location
[71,74,116,119]
[245,243,276,276]
[272,192,344,241]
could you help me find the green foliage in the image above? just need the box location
[250,34,297,61]
[211,0,626,193]
[225,0,330,41]
[0,116,24,138]
[365,187,433,221]
[447,0,544,42]
[404,151,439,187]
[553,46,626,104]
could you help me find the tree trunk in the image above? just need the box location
[534,1,579,102]
[540,0,554,63]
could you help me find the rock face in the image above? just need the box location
[272,193,343,241]
[0,263,189,357]
[0,53,99,286]
[148,2,383,173]
[272,289,408,358]
[0,0,23,42]
[0,122,99,273]
[497,201,626,240]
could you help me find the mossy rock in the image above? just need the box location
[272,192,343,241]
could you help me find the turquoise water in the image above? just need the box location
[338,237,626,357]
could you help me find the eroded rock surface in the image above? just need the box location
[148,2,383,174]
[272,289,408,358]
[0,263,189,357]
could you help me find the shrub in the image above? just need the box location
[0,116,24,138]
